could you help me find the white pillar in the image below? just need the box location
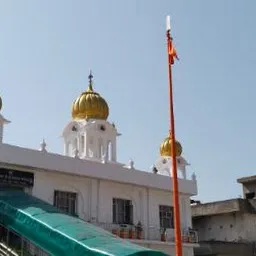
[180,167,187,179]
[0,125,3,144]
[64,141,69,155]
[85,135,89,157]
[78,135,82,155]
[146,188,150,240]
[96,179,100,222]
[0,115,10,144]
[112,140,117,162]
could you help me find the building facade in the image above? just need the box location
[0,73,198,256]
[192,175,256,256]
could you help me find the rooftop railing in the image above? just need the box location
[94,222,198,244]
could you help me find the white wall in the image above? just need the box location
[33,171,90,220]
[25,168,195,256]
[33,170,193,234]
[98,180,144,224]
[148,189,192,240]
[150,190,192,228]
[62,120,118,161]
[0,143,197,196]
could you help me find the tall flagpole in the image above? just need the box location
[166,16,183,256]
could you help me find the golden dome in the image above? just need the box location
[160,134,183,157]
[72,72,109,120]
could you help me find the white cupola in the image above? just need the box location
[0,96,10,144]
[154,133,190,179]
[62,71,120,162]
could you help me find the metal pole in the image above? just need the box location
[166,29,183,256]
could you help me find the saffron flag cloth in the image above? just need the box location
[168,38,179,65]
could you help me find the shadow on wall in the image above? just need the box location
[194,241,255,256]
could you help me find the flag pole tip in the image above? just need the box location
[166,15,171,31]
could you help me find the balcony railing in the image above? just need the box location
[148,227,198,243]
[94,223,198,244]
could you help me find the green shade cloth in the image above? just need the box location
[0,191,168,256]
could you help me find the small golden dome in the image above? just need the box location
[72,72,109,120]
[160,134,183,157]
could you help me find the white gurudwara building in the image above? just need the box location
[0,72,198,256]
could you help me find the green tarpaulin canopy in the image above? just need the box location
[0,191,168,256]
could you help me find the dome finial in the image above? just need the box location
[72,71,109,120]
[88,70,93,91]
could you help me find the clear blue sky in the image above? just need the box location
[0,1,255,202]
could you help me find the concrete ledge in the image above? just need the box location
[237,175,256,184]
[0,143,197,195]
[191,199,253,217]
[131,239,199,248]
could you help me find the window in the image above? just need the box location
[99,124,106,131]
[159,205,174,229]
[245,192,255,199]
[113,198,133,224]
[54,190,77,216]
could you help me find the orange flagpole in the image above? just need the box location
[166,16,183,256]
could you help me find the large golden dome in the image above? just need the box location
[72,72,109,120]
[160,134,183,157]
